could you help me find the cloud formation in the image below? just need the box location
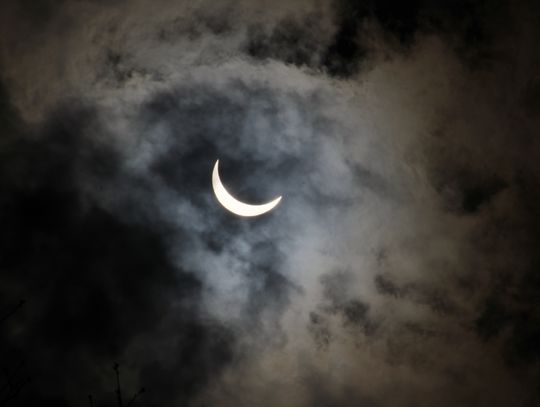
[0,0,539,406]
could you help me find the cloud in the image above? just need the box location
[0,0,540,406]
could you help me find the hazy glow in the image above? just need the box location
[212,160,282,217]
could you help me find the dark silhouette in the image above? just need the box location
[0,300,30,406]
[0,300,25,325]
[114,363,123,407]
[89,363,145,407]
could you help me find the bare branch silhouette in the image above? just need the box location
[126,387,145,407]
[0,361,24,394]
[0,375,30,406]
[113,363,123,407]
[90,363,145,406]
[0,300,25,325]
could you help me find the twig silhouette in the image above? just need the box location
[0,361,24,394]
[0,300,25,325]
[113,363,123,407]
[126,387,145,407]
[90,363,145,406]
[0,376,30,406]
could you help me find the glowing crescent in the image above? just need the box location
[212,160,282,217]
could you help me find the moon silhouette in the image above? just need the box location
[212,160,282,217]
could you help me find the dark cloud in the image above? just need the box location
[308,270,378,348]
[245,15,329,69]
[432,167,507,214]
[322,0,496,77]
[375,274,458,316]
[0,85,240,405]
[158,8,233,42]
[473,176,540,368]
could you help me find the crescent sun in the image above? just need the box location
[212,160,282,217]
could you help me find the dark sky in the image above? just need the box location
[1,0,540,406]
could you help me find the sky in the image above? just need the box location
[0,0,540,406]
